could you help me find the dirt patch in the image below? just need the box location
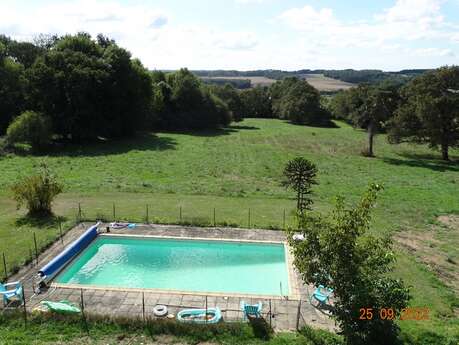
[437,215,459,229]
[394,215,459,294]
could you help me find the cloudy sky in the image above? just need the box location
[1,0,458,71]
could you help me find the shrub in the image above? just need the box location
[11,163,63,216]
[6,110,52,151]
[301,325,344,345]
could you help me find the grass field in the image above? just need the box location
[0,313,344,345]
[0,118,458,342]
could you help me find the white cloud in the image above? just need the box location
[279,6,337,32]
[413,47,455,57]
[376,0,443,23]
[277,0,457,64]
[0,0,456,70]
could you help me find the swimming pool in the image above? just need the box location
[56,235,290,296]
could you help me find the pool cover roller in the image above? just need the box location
[38,223,100,281]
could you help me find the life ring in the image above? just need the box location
[153,304,168,317]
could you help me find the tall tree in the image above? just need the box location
[240,86,273,118]
[349,82,400,157]
[388,66,459,161]
[282,157,318,214]
[27,33,152,140]
[0,41,25,134]
[209,84,244,122]
[287,184,410,345]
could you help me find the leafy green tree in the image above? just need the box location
[240,86,273,118]
[27,33,152,141]
[287,184,410,345]
[349,83,400,157]
[270,77,300,116]
[328,87,363,122]
[388,66,459,161]
[279,80,332,126]
[12,163,63,216]
[156,68,231,129]
[282,157,318,213]
[210,84,244,121]
[0,42,25,134]
[6,111,52,151]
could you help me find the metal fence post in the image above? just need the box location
[248,208,251,228]
[29,248,34,267]
[23,287,27,327]
[33,233,38,265]
[269,299,272,328]
[78,203,82,221]
[142,292,146,323]
[81,289,89,335]
[146,204,149,224]
[113,203,116,220]
[205,295,208,324]
[283,209,286,229]
[296,300,302,331]
[2,253,7,282]
[213,208,216,227]
[59,220,64,245]
[179,206,182,222]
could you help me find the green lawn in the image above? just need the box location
[0,118,458,342]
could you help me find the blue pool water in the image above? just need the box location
[56,236,290,296]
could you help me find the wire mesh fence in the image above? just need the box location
[2,202,297,284]
[16,286,318,333]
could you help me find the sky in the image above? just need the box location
[0,0,458,71]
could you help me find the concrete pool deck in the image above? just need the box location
[6,222,335,332]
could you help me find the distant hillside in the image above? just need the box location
[191,68,430,88]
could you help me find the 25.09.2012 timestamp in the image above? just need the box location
[359,307,430,321]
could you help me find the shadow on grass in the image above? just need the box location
[248,317,273,340]
[287,119,340,129]
[15,214,67,228]
[162,124,260,137]
[37,133,177,158]
[382,153,459,172]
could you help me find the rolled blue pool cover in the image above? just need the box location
[38,223,99,280]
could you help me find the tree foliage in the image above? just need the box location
[27,33,153,141]
[209,84,244,122]
[6,110,52,151]
[240,86,273,118]
[151,68,232,130]
[287,184,410,345]
[329,81,401,156]
[388,66,459,161]
[12,164,63,216]
[0,42,25,134]
[271,77,332,126]
[282,157,318,213]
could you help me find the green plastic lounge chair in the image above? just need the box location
[41,300,81,314]
[310,285,333,306]
[240,301,262,319]
[0,281,23,306]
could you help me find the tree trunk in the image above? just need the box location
[441,143,449,161]
[367,121,375,157]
